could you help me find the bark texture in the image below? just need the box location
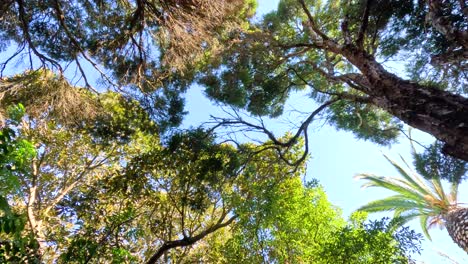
[299,0,468,161]
[27,160,46,259]
[445,207,468,253]
[340,46,468,161]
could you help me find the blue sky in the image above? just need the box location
[184,84,468,264]
[0,1,466,262]
[182,1,468,263]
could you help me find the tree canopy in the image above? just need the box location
[0,0,466,262]
[200,0,467,161]
[1,0,466,161]
[0,91,423,262]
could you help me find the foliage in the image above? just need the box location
[2,0,467,160]
[0,1,258,134]
[58,130,306,263]
[0,92,304,263]
[328,100,401,145]
[215,177,421,263]
[0,0,256,89]
[0,94,161,261]
[412,141,467,184]
[222,177,344,263]
[199,0,468,161]
[0,1,454,262]
[317,214,422,263]
[356,155,462,240]
[0,206,39,264]
[0,96,424,263]
[378,0,467,93]
[0,70,99,126]
[0,104,40,263]
[0,104,36,195]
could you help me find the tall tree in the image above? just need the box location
[1,0,257,130]
[3,0,466,161]
[0,104,40,263]
[67,133,313,263]
[0,0,255,87]
[0,98,424,262]
[2,101,139,262]
[0,77,311,262]
[202,177,422,263]
[200,0,468,161]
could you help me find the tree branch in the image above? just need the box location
[51,0,117,88]
[27,158,46,257]
[0,43,26,77]
[298,0,330,41]
[16,0,62,71]
[145,214,236,264]
[426,0,468,49]
[356,0,372,49]
[208,100,337,169]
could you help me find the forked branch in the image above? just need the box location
[145,214,236,264]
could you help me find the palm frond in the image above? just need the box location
[384,154,433,196]
[430,176,448,205]
[357,195,427,213]
[449,180,460,205]
[355,174,431,203]
[397,211,426,229]
[355,154,460,241]
[419,214,432,240]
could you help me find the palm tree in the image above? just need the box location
[355,155,467,253]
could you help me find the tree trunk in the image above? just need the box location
[340,45,468,161]
[27,160,47,258]
[444,207,468,252]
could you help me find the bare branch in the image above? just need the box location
[74,58,98,94]
[208,100,337,169]
[0,43,26,77]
